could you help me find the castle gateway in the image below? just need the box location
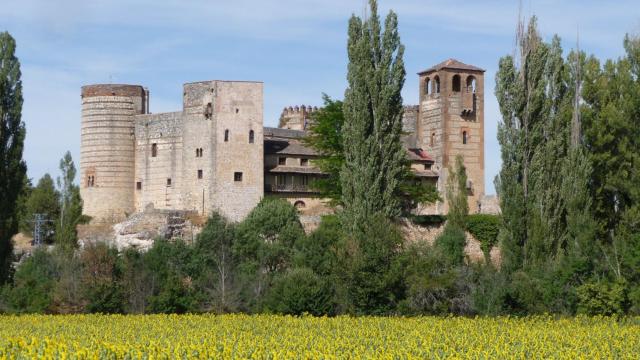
[80,59,489,223]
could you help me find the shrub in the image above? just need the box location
[1,249,57,313]
[265,267,334,316]
[435,225,466,266]
[576,280,627,316]
[294,215,341,276]
[410,214,447,226]
[465,214,501,255]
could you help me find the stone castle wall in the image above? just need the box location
[80,85,146,222]
[134,112,184,211]
[82,81,264,224]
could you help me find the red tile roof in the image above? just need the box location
[406,148,434,162]
[418,58,485,75]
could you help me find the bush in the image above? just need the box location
[144,239,197,314]
[399,244,454,315]
[294,215,341,276]
[410,215,447,226]
[80,243,124,313]
[576,280,627,316]
[435,225,466,266]
[265,267,334,316]
[341,215,405,315]
[1,249,57,313]
[465,214,501,255]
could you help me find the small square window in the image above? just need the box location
[424,163,432,171]
[198,169,203,179]
[136,181,142,190]
[234,172,243,182]
[301,158,309,166]
[278,157,286,165]
[166,178,172,187]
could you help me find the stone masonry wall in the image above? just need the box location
[80,85,146,222]
[134,112,184,212]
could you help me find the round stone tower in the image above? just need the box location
[80,84,147,222]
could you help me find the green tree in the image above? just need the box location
[582,34,640,282]
[144,239,197,314]
[339,214,405,315]
[80,243,124,313]
[23,174,60,242]
[303,95,345,205]
[446,155,469,230]
[55,152,86,251]
[234,198,305,311]
[0,32,27,283]
[305,95,439,213]
[193,213,238,312]
[265,267,335,316]
[16,177,32,235]
[341,0,406,233]
[0,249,56,313]
[495,17,549,272]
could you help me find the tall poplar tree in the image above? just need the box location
[495,17,549,272]
[0,32,26,283]
[341,0,406,233]
[56,152,85,251]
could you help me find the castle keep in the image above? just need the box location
[80,59,488,224]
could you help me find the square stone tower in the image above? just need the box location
[417,59,485,213]
[182,80,264,222]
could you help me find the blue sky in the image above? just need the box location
[2,0,639,194]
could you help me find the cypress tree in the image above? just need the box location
[0,32,26,283]
[446,155,469,230]
[341,0,406,233]
[56,152,85,251]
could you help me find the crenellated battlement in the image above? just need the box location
[281,105,319,115]
[279,105,318,130]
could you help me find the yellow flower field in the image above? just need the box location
[0,314,638,359]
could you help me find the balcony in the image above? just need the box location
[264,184,318,193]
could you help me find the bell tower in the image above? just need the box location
[417,59,485,213]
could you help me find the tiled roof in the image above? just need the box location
[418,59,485,75]
[412,170,439,178]
[264,127,305,140]
[406,148,434,162]
[267,166,325,175]
[265,139,318,156]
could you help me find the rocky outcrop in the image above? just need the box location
[79,206,203,251]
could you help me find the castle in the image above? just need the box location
[80,59,488,223]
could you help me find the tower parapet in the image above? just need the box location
[278,105,318,130]
[80,84,147,222]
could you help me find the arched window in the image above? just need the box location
[452,74,461,92]
[430,132,435,147]
[294,200,306,209]
[224,129,229,142]
[425,78,431,95]
[462,131,468,144]
[205,102,212,119]
[466,76,477,93]
[249,130,254,144]
[151,143,157,157]
[434,76,441,94]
